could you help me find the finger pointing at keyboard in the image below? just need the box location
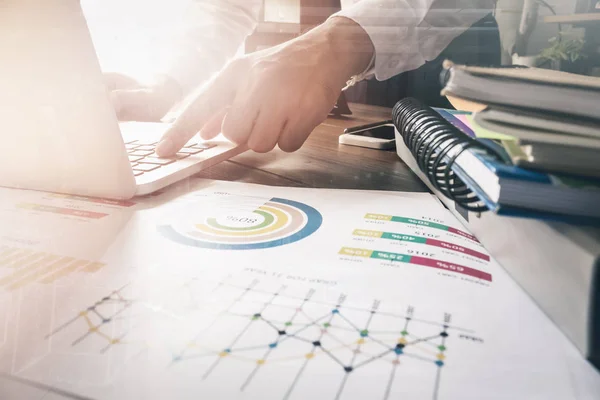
[155,17,374,157]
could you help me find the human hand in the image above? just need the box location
[104,73,182,122]
[155,17,374,156]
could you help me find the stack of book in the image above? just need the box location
[391,64,600,367]
[399,61,600,224]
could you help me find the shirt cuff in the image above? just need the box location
[344,51,375,89]
[333,0,431,82]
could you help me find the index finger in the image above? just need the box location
[155,64,241,156]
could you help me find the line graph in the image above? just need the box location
[45,276,478,400]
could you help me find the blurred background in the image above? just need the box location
[82,0,600,86]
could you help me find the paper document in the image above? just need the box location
[0,180,598,399]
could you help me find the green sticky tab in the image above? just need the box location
[467,115,515,140]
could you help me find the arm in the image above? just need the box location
[107,0,261,122]
[335,0,497,81]
[156,0,495,156]
[164,0,262,95]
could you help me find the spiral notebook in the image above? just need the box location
[391,97,600,368]
[391,98,600,222]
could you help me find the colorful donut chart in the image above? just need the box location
[158,197,322,250]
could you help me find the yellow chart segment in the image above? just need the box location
[160,197,322,250]
[194,205,289,237]
[0,246,105,290]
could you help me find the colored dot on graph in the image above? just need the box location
[435,360,444,367]
[172,356,182,362]
[398,338,407,345]
[252,314,261,320]
[360,330,369,337]
[323,322,331,328]
[437,354,446,361]
[396,343,405,350]
[394,348,404,355]
[269,343,278,349]
[438,345,446,351]
[102,319,111,324]
[401,330,408,336]
[89,327,98,333]
[278,330,287,336]
[332,309,340,314]
[257,359,266,365]
[392,360,401,365]
[344,366,354,373]
[440,332,449,338]
[79,311,87,317]
[219,351,229,357]
[312,341,321,347]
[357,339,365,345]
[285,322,292,326]
[305,353,315,359]
[111,339,120,345]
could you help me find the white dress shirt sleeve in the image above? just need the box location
[335,0,496,81]
[162,0,261,94]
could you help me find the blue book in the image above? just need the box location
[451,149,600,221]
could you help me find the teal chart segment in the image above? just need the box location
[158,198,323,250]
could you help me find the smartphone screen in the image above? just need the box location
[349,125,396,140]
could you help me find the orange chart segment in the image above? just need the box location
[0,246,105,290]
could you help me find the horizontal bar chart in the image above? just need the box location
[0,246,105,290]
[339,247,492,282]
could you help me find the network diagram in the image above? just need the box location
[45,276,479,400]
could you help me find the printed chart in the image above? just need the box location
[0,190,136,222]
[159,196,323,250]
[352,213,492,284]
[364,214,480,245]
[0,245,104,291]
[45,276,478,400]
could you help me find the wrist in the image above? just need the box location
[318,16,375,87]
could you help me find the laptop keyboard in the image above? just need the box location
[125,140,216,176]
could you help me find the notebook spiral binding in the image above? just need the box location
[392,98,502,213]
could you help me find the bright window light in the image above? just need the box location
[81,0,191,84]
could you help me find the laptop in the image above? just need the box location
[0,1,246,200]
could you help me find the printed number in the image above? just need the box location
[227,216,257,224]
[407,250,434,257]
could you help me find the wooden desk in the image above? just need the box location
[196,103,428,193]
